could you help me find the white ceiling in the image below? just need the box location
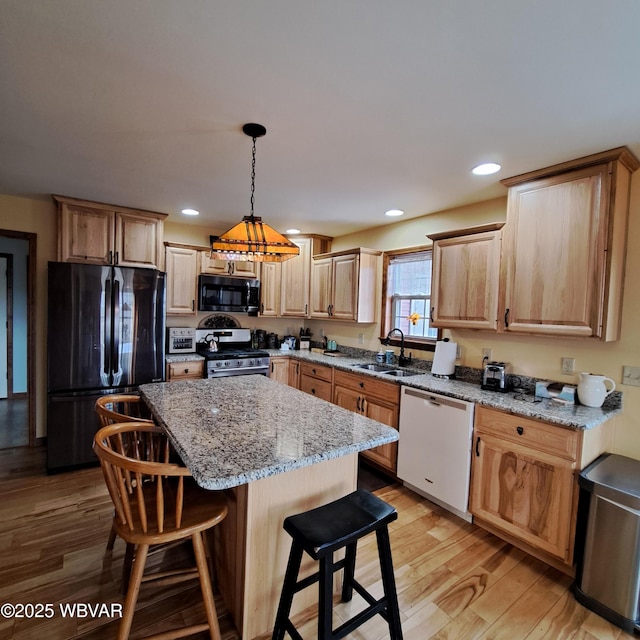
[1,1,639,238]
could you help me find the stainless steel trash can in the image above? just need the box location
[575,453,640,633]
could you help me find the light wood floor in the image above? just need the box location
[0,446,633,640]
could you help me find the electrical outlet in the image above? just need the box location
[623,366,640,386]
[456,344,462,359]
[320,328,325,337]
[561,357,575,374]
[482,348,492,362]
[358,333,364,344]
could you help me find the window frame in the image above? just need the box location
[380,245,441,352]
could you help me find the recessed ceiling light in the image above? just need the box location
[181,208,200,216]
[385,209,404,217]
[286,228,300,234]
[472,163,501,176]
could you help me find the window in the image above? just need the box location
[382,248,439,350]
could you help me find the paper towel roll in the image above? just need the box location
[432,340,457,376]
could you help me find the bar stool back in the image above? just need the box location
[272,489,403,640]
[94,421,228,640]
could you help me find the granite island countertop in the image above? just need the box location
[266,349,622,430]
[139,375,399,490]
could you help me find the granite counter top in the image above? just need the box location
[265,349,622,430]
[165,353,205,363]
[139,376,399,491]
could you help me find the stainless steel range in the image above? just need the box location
[195,328,270,378]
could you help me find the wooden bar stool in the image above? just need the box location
[95,393,154,556]
[272,489,403,640]
[94,421,228,640]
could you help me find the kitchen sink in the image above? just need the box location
[351,363,393,372]
[382,369,422,377]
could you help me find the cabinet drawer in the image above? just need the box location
[299,375,333,402]
[299,362,333,383]
[333,370,399,404]
[475,405,578,461]
[167,360,204,380]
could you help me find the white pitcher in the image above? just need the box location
[577,372,616,408]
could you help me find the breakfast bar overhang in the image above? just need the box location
[139,375,399,639]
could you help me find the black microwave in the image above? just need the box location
[198,274,260,316]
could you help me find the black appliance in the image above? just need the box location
[47,262,165,471]
[195,328,269,378]
[197,274,260,315]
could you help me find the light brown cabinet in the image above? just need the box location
[260,236,331,318]
[310,248,381,322]
[299,362,333,402]
[166,359,204,381]
[333,370,399,473]
[269,356,292,385]
[55,195,166,270]
[200,253,259,278]
[499,147,639,340]
[165,244,198,315]
[470,405,614,573]
[428,223,504,330]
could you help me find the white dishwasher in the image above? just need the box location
[397,386,475,522]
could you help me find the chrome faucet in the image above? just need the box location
[381,328,412,367]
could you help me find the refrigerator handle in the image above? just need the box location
[104,277,112,376]
[113,278,121,374]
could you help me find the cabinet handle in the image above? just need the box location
[192,300,195,311]
[504,307,510,328]
[430,306,434,322]
[305,303,308,315]
[475,436,481,456]
[109,250,113,264]
[359,381,364,388]
[271,362,274,373]
[184,368,189,374]
[312,368,316,374]
[114,251,119,265]
[311,388,316,395]
[516,426,524,435]
[261,303,264,314]
[357,396,361,411]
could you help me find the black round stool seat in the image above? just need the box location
[272,489,403,640]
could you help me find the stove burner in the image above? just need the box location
[196,347,269,360]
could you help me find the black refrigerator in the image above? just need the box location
[47,262,165,471]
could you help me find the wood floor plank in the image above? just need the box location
[0,448,630,640]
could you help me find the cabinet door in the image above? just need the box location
[269,357,290,384]
[310,257,333,318]
[500,164,609,338]
[259,261,281,317]
[200,253,258,278]
[331,254,358,320]
[165,246,197,315]
[361,396,398,472]
[59,204,114,265]
[115,212,163,270]
[280,238,311,317]
[288,359,300,388]
[333,384,362,414]
[431,229,501,330]
[470,431,575,561]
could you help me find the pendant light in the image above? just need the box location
[210,123,300,262]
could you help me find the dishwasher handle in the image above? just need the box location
[403,387,471,412]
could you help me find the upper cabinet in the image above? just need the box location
[430,147,639,340]
[200,253,259,279]
[428,223,504,330]
[55,195,166,270]
[165,244,198,315]
[260,235,332,318]
[310,248,381,322]
[499,147,639,341]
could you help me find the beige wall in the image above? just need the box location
[3,177,639,460]
[0,194,57,437]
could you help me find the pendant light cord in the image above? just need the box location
[250,136,257,219]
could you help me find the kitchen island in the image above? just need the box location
[139,375,399,639]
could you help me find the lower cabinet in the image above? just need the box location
[333,370,399,474]
[470,405,613,574]
[299,362,333,402]
[269,357,291,385]
[166,359,204,381]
